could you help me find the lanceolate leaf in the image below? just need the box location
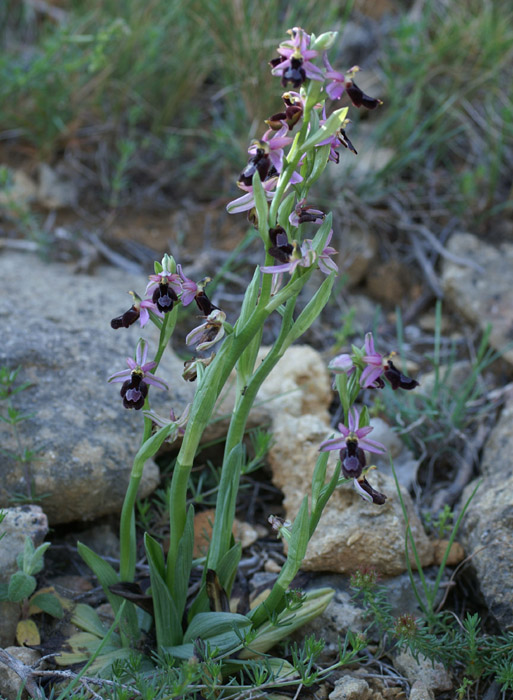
[168,504,195,620]
[145,533,182,647]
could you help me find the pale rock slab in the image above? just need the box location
[0,253,195,523]
[442,232,513,365]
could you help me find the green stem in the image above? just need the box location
[206,297,298,570]
[119,311,175,581]
[166,300,271,577]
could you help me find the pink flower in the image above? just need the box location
[110,292,162,329]
[319,407,387,461]
[108,339,168,410]
[249,126,293,176]
[186,309,226,351]
[270,27,324,87]
[145,269,182,314]
[289,199,325,227]
[323,53,346,100]
[226,177,278,214]
[261,230,337,278]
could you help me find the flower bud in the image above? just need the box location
[310,31,338,51]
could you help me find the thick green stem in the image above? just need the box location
[206,297,298,570]
[167,298,273,575]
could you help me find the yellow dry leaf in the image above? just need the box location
[16,618,40,646]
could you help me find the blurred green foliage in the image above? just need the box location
[0,0,512,219]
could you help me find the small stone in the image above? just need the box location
[442,232,513,365]
[0,506,49,579]
[394,650,452,692]
[192,509,258,557]
[0,168,37,207]
[432,539,465,566]
[0,647,41,700]
[409,681,434,700]
[329,675,371,700]
[337,226,378,287]
[366,259,414,306]
[37,162,77,209]
[263,559,281,574]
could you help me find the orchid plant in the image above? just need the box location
[72,27,418,680]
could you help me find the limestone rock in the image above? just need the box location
[336,226,378,287]
[0,253,195,523]
[409,682,434,700]
[432,539,465,566]
[0,506,48,578]
[264,358,433,575]
[0,506,48,647]
[394,650,452,692]
[459,470,513,629]
[260,346,432,576]
[37,162,77,209]
[257,344,332,421]
[457,397,513,628]
[442,232,513,365]
[329,675,371,700]
[0,647,41,700]
[480,398,513,478]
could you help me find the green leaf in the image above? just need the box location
[78,543,119,599]
[164,612,252,660]
[132,422,175,478]
[27,542,51,575]
[145,533,182,647]
[71,603,109,637]
[240,588,334,659]
[77,542,140,642]
[286,497,310,567]
[30,592,63,618]
[236,268,262,385]
[264,271,313,314]
[305,143,331,188]
[310,451,330,511]
[252,171,270,243]
[277,191,296,230]
[217,542,242,598]
[207,445,244,570]
[301,107,348,151]
[8,571,36,601]
[168,505,194,620]
[310,31,337,51]
[359,405,370,428]
[183,611,252,644]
